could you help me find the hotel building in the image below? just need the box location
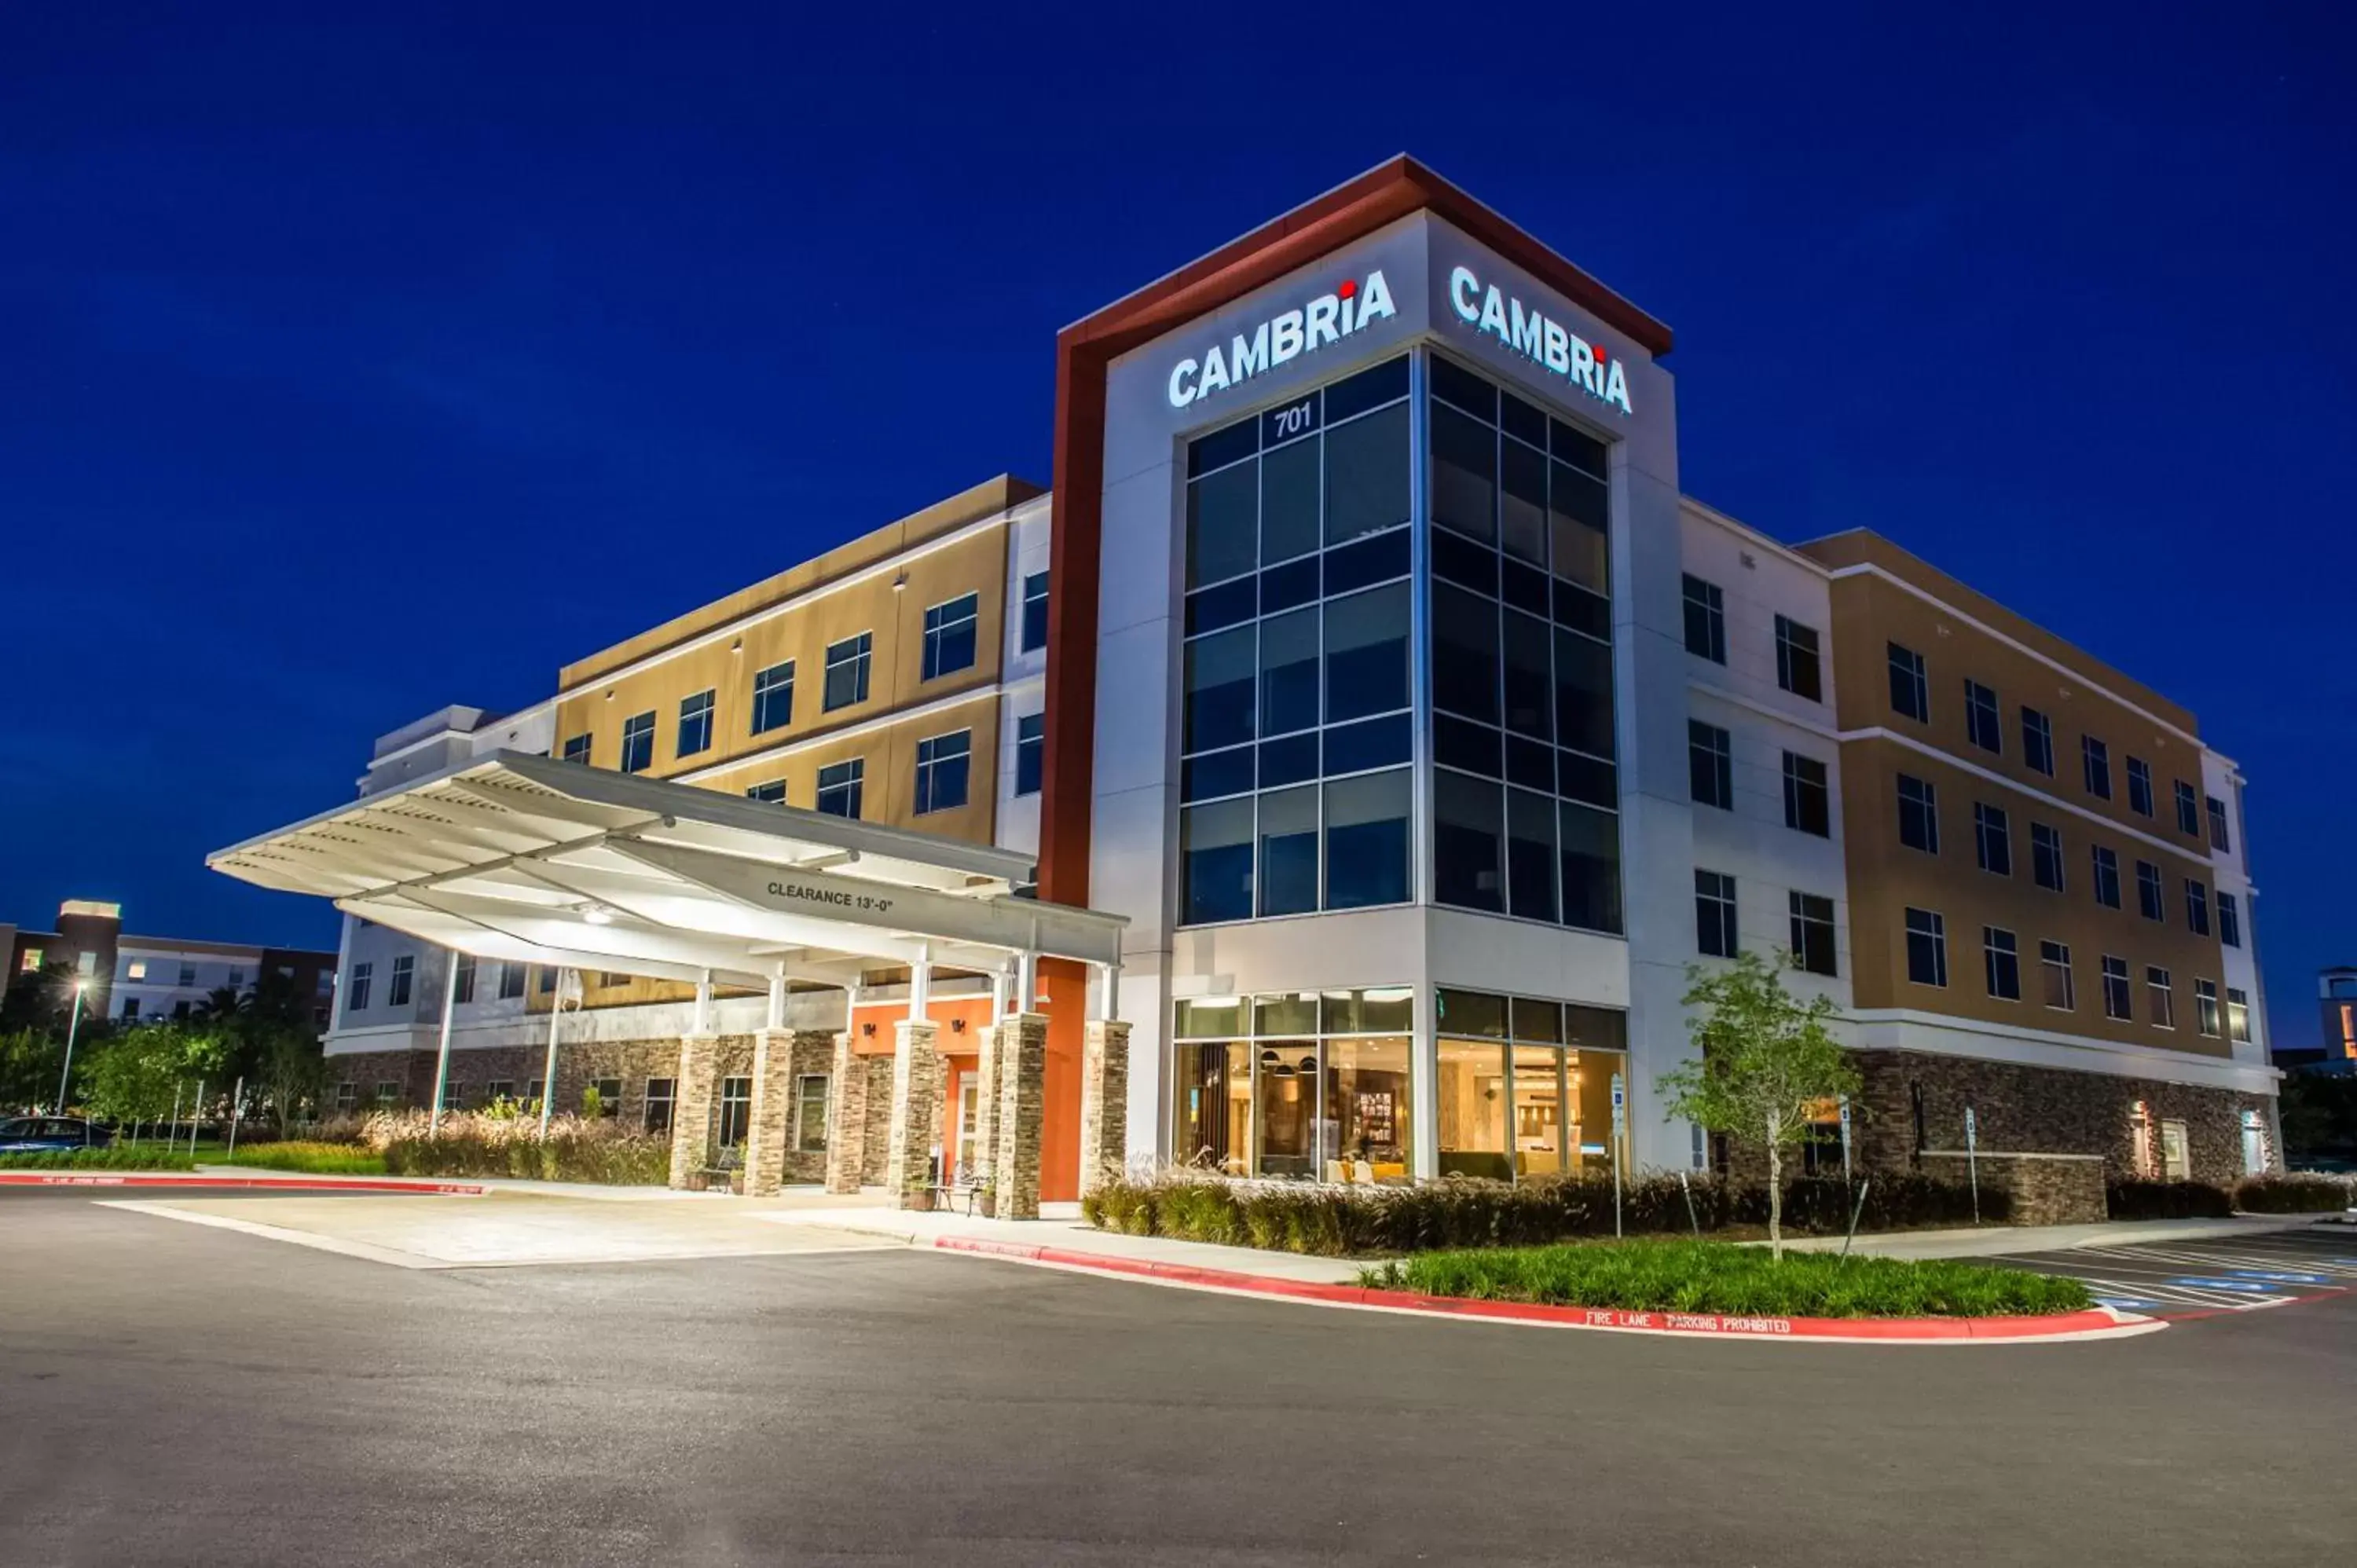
[5,899,335,1028]
[215,156,2278,1210]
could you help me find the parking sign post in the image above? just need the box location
[1610,1073,1626,1239]
[1964,1105,1980,1225]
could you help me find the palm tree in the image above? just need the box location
[196,985,247,1023]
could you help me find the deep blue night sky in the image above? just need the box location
[2,6,2349,1044]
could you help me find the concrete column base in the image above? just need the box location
[993,1012,1048,1220]
[1080,1020,1131,1196]
[823,1031,868,1195]
[665,1034,720,1190]
[885,1020,943,1211]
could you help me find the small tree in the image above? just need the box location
[1657,951,1858,1258]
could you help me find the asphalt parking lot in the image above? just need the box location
[2,1187,2349,1567]
[1993,1225,2357,1316]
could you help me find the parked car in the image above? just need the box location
[0,1116,112,1153]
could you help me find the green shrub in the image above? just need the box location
[0,1144,198,1171]
[2233,1173,2353,1214]
[1361,1239,2092,1318]
[364,1109,670,1185]
[1083,1168,1997,1257]
[2106,1178,2233,1220]
[214,1141,387,1176]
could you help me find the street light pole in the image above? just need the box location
[54,979,89,1113]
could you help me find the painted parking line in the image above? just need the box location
[2224,1270,2334,1286]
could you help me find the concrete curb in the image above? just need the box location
[0,1171,489,1196]
[929,1235,2165,1346]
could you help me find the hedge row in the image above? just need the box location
[1081,1171,2002,1257]
[2230,1173,2354,1214]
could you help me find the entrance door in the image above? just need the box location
[2161,1119,2191,1181]
[2241,1111,2266,1176]
[955,1079,979,1181]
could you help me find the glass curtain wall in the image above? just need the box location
[1171,987,1414,1181]
[1425,354,1623,933]
[1435,988,1627,1181]
[1178,357,1415,926]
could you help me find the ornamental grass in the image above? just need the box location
[361,1109,672,1185]
[1360,1238,2092,1318]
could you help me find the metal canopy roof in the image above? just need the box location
[207,752,1126,987]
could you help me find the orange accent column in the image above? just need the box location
[1038,962,1088,1203]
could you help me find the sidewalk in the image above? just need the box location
[1776,1213,2320,1259]
[757,1203,1369,1284]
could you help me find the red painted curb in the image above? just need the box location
[929,1236,2152,1344]
[0,1172,487,1196]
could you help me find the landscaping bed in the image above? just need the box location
[1359,1239,2092,1319]
[365,1109,670,1185]
[0,1145,198,1171]
[1083,1170,2000,1258]
[2232,1173,2354,1214]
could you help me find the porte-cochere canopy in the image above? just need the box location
[207,751,1125,989]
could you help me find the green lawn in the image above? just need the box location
[1359,1238,2091,1318]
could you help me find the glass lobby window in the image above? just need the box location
[1170,988,1413,1181]
[619,710,655,774]
[2022,707,2055,775]
[751,660,794,735]
[1178,356,1413,927]
[922,592,979,680]
[1021,571,1050,654]
[1436,989,1627,1181]
[1427,354,1621,933]
[717,1076,752,1147]
[676,688,715,758]
[1889,643,1929,722]
[1014,712,1044,797]
[913,731,971,815]
[823,632,872,712]
[1682,573,1726,663]
[794,1075,828,1151]
[816,758,863,819]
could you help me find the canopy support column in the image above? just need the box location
[427,950,460,1133]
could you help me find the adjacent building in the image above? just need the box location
[223,155,2278,1205]
[4,899,336,1027]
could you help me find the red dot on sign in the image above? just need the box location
[1338,279,1356,298]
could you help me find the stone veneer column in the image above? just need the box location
[1080,1020,1131,1196]
[992,1012,1049,1220]
[884,1020,943,1211]
[823,1031,867,1195]
[665,1034,719,1190]
[969,1024,1001,1217]
[739,1029,795,1197]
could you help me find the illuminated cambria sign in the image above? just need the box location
[1447,265,1633,416]
[1166,270,1398,408]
